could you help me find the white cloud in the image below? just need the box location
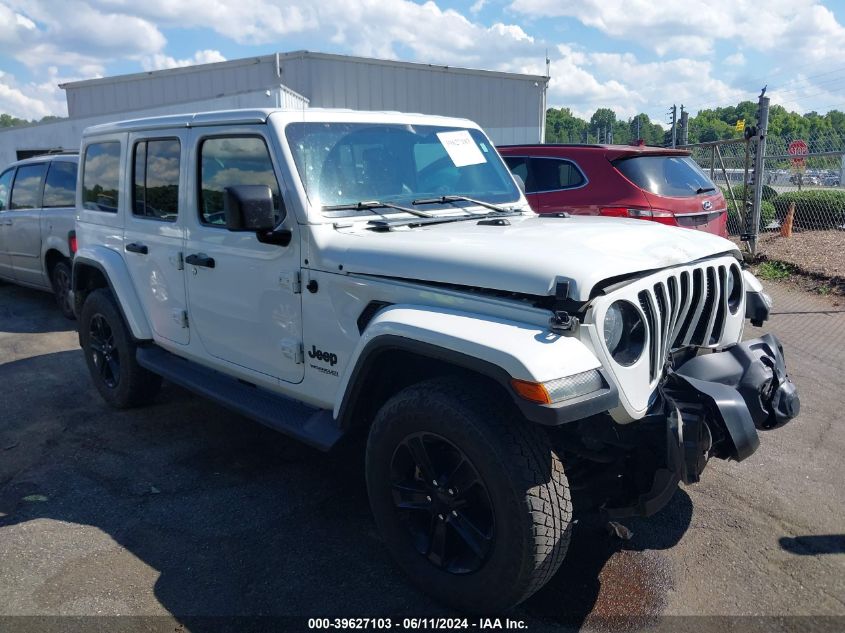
[508,0,845,61]
[142,49,227,71]
[95,0,538,67]
[0,69,68,119]
[724,52,746,66]
[4,0,166,65]
[470,0,486,13]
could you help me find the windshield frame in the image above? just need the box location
[282,120,524,221]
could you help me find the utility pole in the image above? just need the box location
[669,104,678,148]
[679,105,689,146]
[636,115,641,141]
[748,89,770,256]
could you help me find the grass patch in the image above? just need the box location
[756,260,796,280]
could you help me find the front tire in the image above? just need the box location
[79,289,162,408]
[366,377,572,612]
[50,260,75,320]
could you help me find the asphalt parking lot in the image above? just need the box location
[0,280,843,632]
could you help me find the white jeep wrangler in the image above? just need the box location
[72,109,799,612]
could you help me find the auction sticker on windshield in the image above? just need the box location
[437,130,487,167]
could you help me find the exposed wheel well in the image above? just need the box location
[72,263,110,317]
[44,249,69,277]
[341,348,513,434]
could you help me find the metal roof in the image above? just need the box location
[61,50,548,90]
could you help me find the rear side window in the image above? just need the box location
[0,169,13,211]
[82,142,121,212]
[10,163,47,209]
[133,139,180,222]
[529,157,585,192]
[613,155,715,197]
[43,161,77,208]
[199,136,281,226]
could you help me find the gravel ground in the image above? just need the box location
[756,230,845,280]
[0,280,843,633]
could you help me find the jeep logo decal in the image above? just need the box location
[308,345,338,366]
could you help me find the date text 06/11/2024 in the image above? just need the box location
[307,618,528,629]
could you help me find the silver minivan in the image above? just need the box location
[0,153,79,318]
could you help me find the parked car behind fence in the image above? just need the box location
[498,143,728,237]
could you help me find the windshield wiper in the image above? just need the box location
[412,195,518,214]
[696,186,716,194]
[323,200,433,218]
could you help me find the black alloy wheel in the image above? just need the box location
[51,260,75,319]
[88,313,120,389]
[390,432,495,574]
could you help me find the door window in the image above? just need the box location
[43,161,77,208]
[199,136,281,226]
[10,163,47,209]
[133,139,180,222]
[82,142,121,213]
[0,169,13,211]
[529,158,586,193]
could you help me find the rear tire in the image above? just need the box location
[366,377,572,612]
[50,260,75,320]
[79,289,162,408]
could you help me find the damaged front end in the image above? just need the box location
[556,333,800,518]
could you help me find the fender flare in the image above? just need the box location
[334,305,616,428]
[72,246,152,340]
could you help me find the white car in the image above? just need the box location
[71,109,799,612]
[0,153,78,317]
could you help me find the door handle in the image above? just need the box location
[125,242,148,254]
[185,253,215,269]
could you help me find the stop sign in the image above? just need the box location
[788,139,808,163]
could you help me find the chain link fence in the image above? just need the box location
[686,132,845,284]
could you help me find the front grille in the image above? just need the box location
[637,264,730,381]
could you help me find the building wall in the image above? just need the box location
[2,52,547,167]
[276,53,546,144]
[64,57,280,119]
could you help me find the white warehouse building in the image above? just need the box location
[0,51,549,166]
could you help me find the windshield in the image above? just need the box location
[285,122,521,215]
[613,155,717,198]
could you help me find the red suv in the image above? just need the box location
[497,143,728,237]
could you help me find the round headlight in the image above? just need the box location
[603,301,646,366]
[727,265,743,313]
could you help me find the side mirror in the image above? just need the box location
[512,173,526,193]
[224,185,280,232]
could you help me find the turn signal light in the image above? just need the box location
[68,231,78,254]
[510,379,552,405]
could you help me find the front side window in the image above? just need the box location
[10,163,47,210]
[613,155,715,198]
[43,161,77,208]
[133,139,180,221]
[82,142,121,212]
[285,123,520,215]
[0,168,13,211]
[199,136,281,226]
[528,157,586,192]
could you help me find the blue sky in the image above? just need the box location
[1,0,844,124]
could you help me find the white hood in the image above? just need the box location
[311,214,740,301]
